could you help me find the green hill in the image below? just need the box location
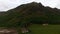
[0,2,60,27]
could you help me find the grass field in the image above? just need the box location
[28,24,60,34]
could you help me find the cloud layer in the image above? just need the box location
[0,0,59,11]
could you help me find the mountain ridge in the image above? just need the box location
[0,2,60,27]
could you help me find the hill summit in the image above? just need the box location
[0,2,60,27]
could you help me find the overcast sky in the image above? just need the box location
[0,0,60,11]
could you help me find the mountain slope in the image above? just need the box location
[0,2,60,27]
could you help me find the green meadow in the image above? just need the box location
[28,24,60,34]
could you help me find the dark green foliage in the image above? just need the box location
[0,2,60,27]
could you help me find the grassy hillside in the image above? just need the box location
[0,2,60,27]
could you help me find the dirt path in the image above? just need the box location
[0,27,18,34]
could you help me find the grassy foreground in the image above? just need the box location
[28,24,60,34]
